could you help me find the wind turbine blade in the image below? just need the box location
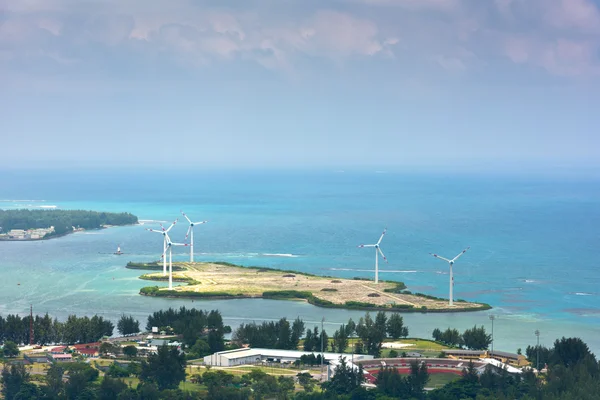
[172,242,189,247]
[378,247,388,263]
[181,211,192,225]
[358,244,376,248]
[185,226,192,240]
[193,221,207,225]
[165,219,178,233]
[377,228,387,245]
[430,253,451,262]
[146,229,163,234]
[452,246,470,262]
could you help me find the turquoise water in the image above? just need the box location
[1,169,599,353]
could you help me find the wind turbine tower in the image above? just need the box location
[358,228,388,284]
[146,219,178,276]
[181,211,207,262]
[430,247,470,306]
[162,231,189,290]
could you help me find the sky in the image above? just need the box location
[1,0,600,172]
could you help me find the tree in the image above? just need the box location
[1,363,30,400]
[386,313,407,340]
[99,342,117,356]
[303,329,314,351]
[43,364,65,398]
[525,344,552,368]
[63,363,99,400]
[332,325,349,353]
[99,376,128,400]
[324,356,365,395]
[3,341,20,358]
[297,372,317,393]
[290,317,305,349]
[356,312,386,356]
[117,315,140,336]
[277,376,295,399]
[123,345,138,358]
[462,325,491,350]
[140,344,186,390]
[407,360,429,398]
[13,382,41,400]
[550,337,597,369]
[189,339,211,359]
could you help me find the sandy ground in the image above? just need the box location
[144,262,486,311]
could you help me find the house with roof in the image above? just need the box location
[76,348,99,358]
[49,346,68,354]
[50,353,73,363]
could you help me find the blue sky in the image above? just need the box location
[1,0,599,172]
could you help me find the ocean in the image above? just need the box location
[1,168,599,354]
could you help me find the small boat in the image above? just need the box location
[114,246,123,255]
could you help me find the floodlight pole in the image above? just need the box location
[535,330,540,372]
[321,317,325,381]
[489,315,495,354]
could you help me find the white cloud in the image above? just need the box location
[1,0,599,79]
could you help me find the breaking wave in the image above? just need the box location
[262,253,299,258]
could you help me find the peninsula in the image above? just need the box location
[0,209,138,240]
[133,261,491,313]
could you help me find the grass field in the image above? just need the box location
[427,372,461,388]
[140,261,486,311]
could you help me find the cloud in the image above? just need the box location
[1,0,599,81]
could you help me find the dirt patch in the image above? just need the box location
[140,262,486,311]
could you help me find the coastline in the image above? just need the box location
[132,261,492,314]
[0,223,140,242]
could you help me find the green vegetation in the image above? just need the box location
[2,341,19,358]
[146,307,228,352]
[140,285,248,298]
[0,209,138,236]
[0,313,113,345]
[126,261,185,271]
[2,305,599,400]
[117,314,140,336]
[432,326,492,350]
[139,273,200,285]
[141,284,490,313]
[233,317,305,349]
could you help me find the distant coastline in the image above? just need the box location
[131,261,492,314]
[0,209,139,241]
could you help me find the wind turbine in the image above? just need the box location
[181,211,207,262]
[358,228,387,284]
[430,247,470,306]
[146,219,178,276]
[162,231,189,290]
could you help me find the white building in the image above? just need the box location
[204,348,374,367]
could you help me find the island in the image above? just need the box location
[0,209,138,240]
[132,261,491,313]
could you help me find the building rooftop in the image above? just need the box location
[480,358,522,374]
[214,347,373,361]
[489,350,520,359]
[443,349,486,355]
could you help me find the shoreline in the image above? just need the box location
[0,223,140,242]
[132,261,492,314]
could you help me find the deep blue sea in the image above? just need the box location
[1,169,599,353]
